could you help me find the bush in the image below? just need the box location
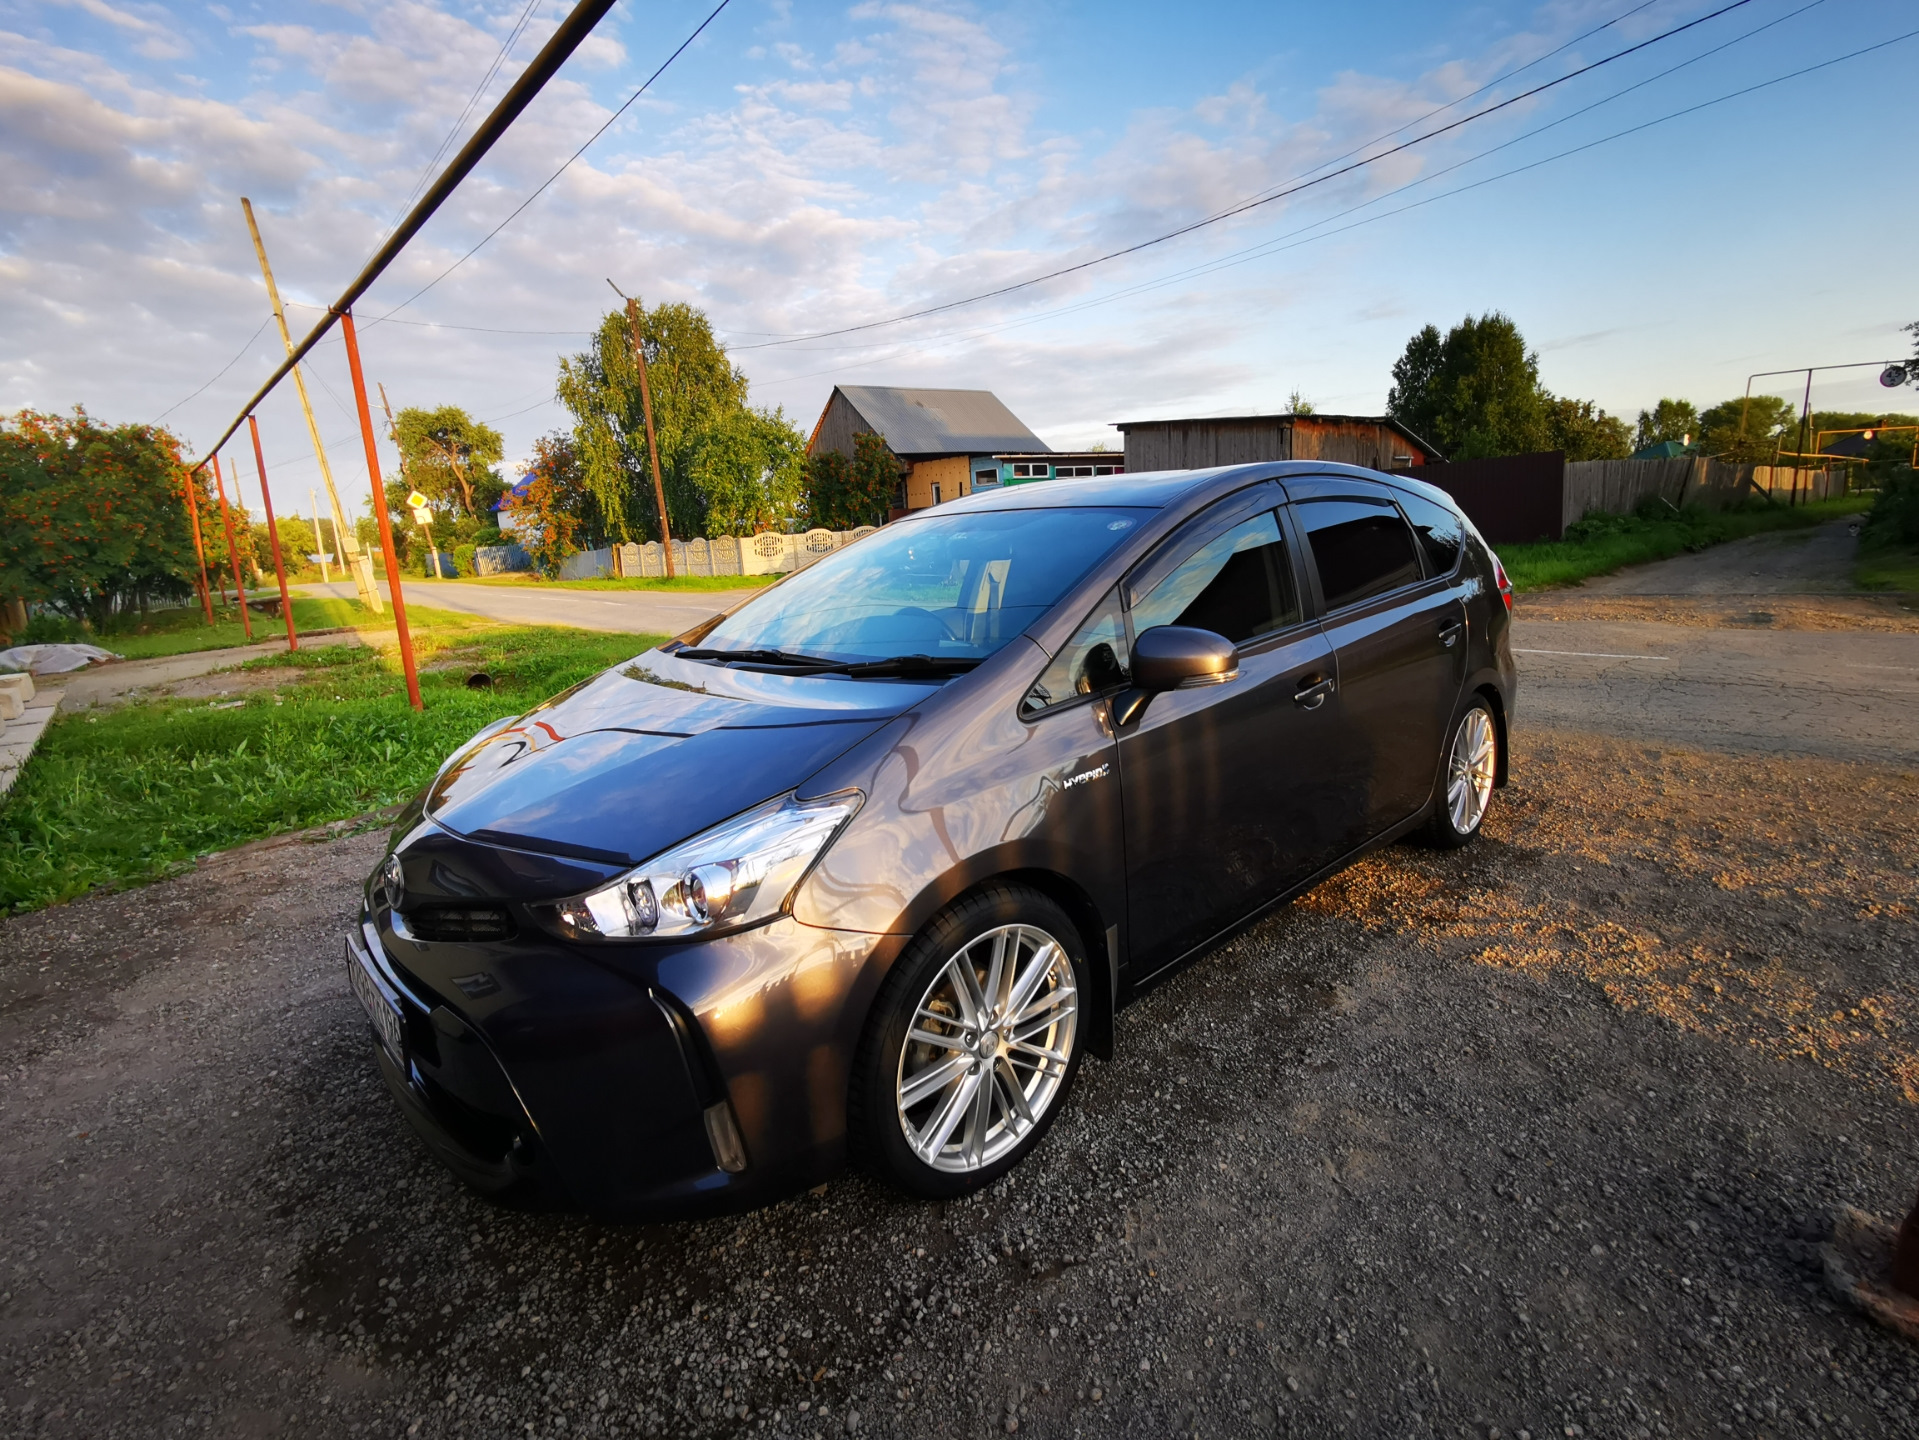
[454,544,476,578]
[1862,466,1919,546]
[19,612,85,643]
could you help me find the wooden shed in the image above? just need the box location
[807,386,1050,512]
[1115,414,1443,473]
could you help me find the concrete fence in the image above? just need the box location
[611,527,881,580]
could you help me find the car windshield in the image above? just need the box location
[693,507,1150,666]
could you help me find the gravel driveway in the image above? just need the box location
[5,547,1918,1438]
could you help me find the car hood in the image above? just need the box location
[425,650,935,865]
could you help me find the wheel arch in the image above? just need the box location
[1472,680,1510,787]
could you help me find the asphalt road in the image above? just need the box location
[297,578,754,639]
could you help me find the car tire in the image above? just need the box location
[1424,696,1499,849]
[850,885,1088,1199]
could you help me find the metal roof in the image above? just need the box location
[836,386,1049,457]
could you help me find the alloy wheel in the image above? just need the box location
[894,923,1078,1173]
[1447,706,1497,834]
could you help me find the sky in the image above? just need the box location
[3,0,1916,518]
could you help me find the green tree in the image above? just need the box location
[505,433,589,575]
[556,301,754,542]
[0,408,200,630]
[1632,398,1698,451]
[687,407,807,535]
[1695,395,1795,462]
[804,431,901,529]
[1386,313,1548,459]
[391,405,505,521]
[1543,396,1632,461]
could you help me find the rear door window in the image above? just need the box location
[1296,498,1423,610]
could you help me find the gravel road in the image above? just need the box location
[6,535,1918,1439]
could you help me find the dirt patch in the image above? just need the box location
[2,726,1916,1439]
[1517,593,1919,632]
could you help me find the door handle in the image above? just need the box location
[1293,675,1335,710]
[1438,619,1464,648]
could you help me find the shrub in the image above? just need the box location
[19,612,84,643]
[1862,466,1919,546]
[454,544,477,578]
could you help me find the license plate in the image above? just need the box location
[346,937,405,1067]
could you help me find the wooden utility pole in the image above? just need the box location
[341,310,422,711]
[209,455,253,640]
[241,196,381,613]
[609,281,675,576]
[248,415,299,651]
[310,489,331,584]
[180,467,215,623]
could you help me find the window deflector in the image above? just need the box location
[1121,482,1283,612]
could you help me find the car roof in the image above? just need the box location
[936,460,1441,514]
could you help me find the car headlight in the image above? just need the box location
[549,791,861,941]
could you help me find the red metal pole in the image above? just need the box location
[248,415,299,652]
[339,309,421,711]
[181,465,215,623]
[210,455,253,640]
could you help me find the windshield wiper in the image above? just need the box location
[672,646,838,667]
[672,647,981,678]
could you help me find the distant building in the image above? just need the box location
[1115,413,1443,473]
[1630,438,1695,461]
[807,386,1050,513]
[985,452,1125,488]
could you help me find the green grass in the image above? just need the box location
[1855,541,1919,593]
[435,572,779,592]
[0,620,666,914]
[96,598,495,659]
[1501,496,1863,593]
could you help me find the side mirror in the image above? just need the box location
[1112,625,1238,726]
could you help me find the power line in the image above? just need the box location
[151,317,271,426]
[732,0,1760,352]
[386,0,546,232]
[288,301,591,336]
[366,0,735,326]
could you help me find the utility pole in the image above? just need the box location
[376,383,443,577]
[341,310,422,711]
[241,196,382,613]
[209,455,253,641]
[248,415,299,651]
[310,489,332,584]
[608,280,675,576]
[180,467,215,623]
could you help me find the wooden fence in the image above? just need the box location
[1563,458,1846,529]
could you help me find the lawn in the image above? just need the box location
[1855,541,1919,593]
[433,572,780,592]
[0,619,665,914]
[75,595,496,660]
[1499,495,1862,593]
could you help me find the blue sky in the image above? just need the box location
[3,0,1915,516]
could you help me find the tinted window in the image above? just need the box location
[699,507,1147,664]
[1022,588,1129,716]
[1131,511,1299,643]
[1397,491,1464,576]
[1298,499,1422,610]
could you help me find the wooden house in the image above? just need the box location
[807,386,1050,512]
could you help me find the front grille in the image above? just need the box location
[403,906,516,943]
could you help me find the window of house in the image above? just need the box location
[1021,588,1129,716]
[1130,510,1299,644]
[930,482,942,505]
[1296,498,1423,610]
[975,470,998,488]
[1395,491,1465,576]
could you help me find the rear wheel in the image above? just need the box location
[1425,698,1497,848]
[851,886,1086,1198]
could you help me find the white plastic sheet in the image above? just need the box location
[0,643,120,675]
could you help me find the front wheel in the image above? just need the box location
[1425,698,1498,848]
[851,886,1086,1198]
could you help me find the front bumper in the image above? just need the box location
[346,907,896,1217]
